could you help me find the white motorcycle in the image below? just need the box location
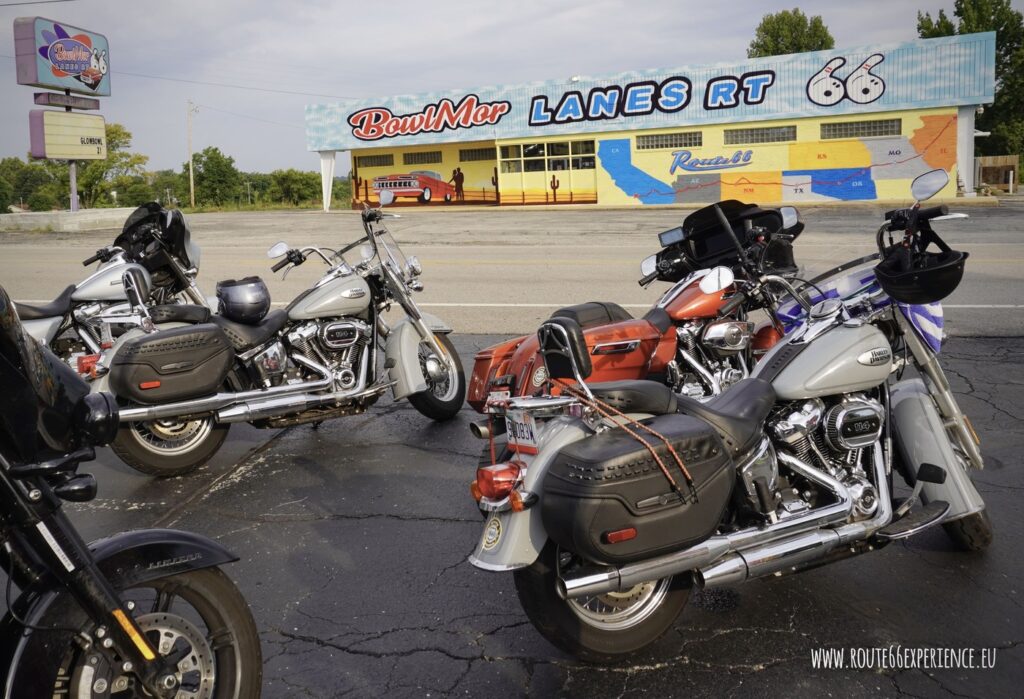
[92,191,465,476]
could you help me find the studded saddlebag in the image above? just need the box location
[541,413,734,566]
[109,324,233,405]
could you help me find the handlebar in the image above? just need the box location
[638,270,659,287]
[718,291,747,316]
[82,252,102,266]
[918,204,949,220]
[271,257,290,273]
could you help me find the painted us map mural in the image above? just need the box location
[599,113,958,204]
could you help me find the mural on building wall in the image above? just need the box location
[598,112,959,204]
[351,143,500,207]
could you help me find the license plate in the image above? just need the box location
[488,389,511,400]
[505,410,538,455]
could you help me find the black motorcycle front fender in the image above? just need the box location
[0,528,237,698]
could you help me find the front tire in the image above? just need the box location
[408,333,466,421]
[513,540,690,663]
[418,187,432,203]
[111,416,230,477]
[943,510,993,552]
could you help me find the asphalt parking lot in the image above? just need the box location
[2,205,1023,697]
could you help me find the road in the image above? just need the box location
[1,205,1022,697]
[1,202,1023,336]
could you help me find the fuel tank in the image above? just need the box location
[287,275,371,321]
[760,323,893,400]
[658,277,729,321]
[72,261,151,302]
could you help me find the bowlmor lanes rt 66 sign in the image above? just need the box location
[29,110,107,160]
[14,17,110,96]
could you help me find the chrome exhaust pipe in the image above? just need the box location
[559,450,856,600]
[118,354,332,422]
[470,421,491,440]
[697,446,892,587]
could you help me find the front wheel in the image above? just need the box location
[943,510,994,552]
[35,567,262,698]
[513,540,690,663]
[111,416,230,477]
[408,333,466,421]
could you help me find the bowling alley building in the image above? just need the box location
[305,33,995,209]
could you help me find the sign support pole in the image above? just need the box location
[69,161,78,212]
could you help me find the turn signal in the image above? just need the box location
[76,354,100,376]
[470,480,483,502]
[475,462,521,500]
[138,381,161,390]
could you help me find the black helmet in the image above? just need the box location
[217,276,271,325]
[875,221,967,305]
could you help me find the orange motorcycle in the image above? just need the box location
[467,200,805,418]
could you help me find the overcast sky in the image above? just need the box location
[1,0,1018,175]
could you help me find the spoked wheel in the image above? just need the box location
[111,416,230,477]
[408,333,466,421]
[513,540,690,662]
[45,568,262,698]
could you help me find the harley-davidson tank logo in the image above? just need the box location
[857,347,892,366]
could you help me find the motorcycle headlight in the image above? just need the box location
[406,256,422,277]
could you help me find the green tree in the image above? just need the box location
[266,169,320,206]
[27,190,57,212]
[333,177,351,208]
[183,147,241,206]
[12,165,53,207]
[77,123,149,207]
[918,0,1024,161]
[0,157,27,191]
[747,9,835,58]
[0,178,12,213]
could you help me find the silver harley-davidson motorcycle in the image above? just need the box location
[468,169,990,662]
[91,190,465,476]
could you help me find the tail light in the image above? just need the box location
[475,462,521,500]
[76,353,101,376]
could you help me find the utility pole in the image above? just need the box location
[187,100,199,207]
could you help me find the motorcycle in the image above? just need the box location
[90,189,466,477]
[466,200,805,416]
[467,169,990,662]
[0,284,261,696]
[16,202,209,374]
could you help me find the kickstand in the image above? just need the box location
[312,421,323,430]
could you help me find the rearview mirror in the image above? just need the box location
[267,242,289,259]
[378,190,395,206]
[779,206,799,230]
[911,169,949,203]
[640,255,657,277]
[699,266,735,294]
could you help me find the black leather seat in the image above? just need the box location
[150,304,211,324]
[676,378,775,456]
[551,301,633,329]
[14,285,76,320]
[210,309,288,352]
[589,380,677,415]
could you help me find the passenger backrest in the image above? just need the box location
[537,316,592,382]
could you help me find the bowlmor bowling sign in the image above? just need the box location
[29,110,107,160]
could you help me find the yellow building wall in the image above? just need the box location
[350,140,498,207]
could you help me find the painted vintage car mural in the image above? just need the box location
[373,170,456,204]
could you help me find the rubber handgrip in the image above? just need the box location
[82,252,101,266]
[719,291,747,316]
[271,258,290,272]
[917,205,949,220]
[638,271,659,286]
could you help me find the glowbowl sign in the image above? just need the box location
[14,17,110,96]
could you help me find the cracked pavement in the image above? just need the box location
[58,333,1024,698]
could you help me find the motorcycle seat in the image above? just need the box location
[551,301,633,329]
[14,285,76,321]
[676,378,775,456]
[211,309,288,352]
[150,304,211,324]
[589,380,678,415]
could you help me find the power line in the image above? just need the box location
[193,103,303,130]
[0,54,358,100]
[0,0,76,6]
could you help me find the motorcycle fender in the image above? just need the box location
[386,319,428,399]
[22,317,62,345]
[469,417,589,570]
[0,529,237,698]
[890,378,985,522]
[419,311,452,334]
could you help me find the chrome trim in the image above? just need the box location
[592,340,640,355]
[677,348,720,395]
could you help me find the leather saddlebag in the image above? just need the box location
[541,413,734,565]
[109,324,233,405]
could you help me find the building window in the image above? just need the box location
[500,145,521,159]
[355,154,394,168]
[403,151,442,166]
[460,147,496,162]
[821,119,902,140]
[723,126,796,145]
[546,142,571,156]
[571,141,595,155]
[636,131,703,150]
[499,140,596,173]
[524,159,546,172]
[500,160,522,174]
[522,143,545,158]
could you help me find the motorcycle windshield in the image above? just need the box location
[115,202,164,253]
[776,256,944,353]
[0,285,89,463]
[164,210,199,270]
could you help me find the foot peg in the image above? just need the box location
[876,500,950,541]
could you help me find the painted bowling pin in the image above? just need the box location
[845,53,886,104]
[806,57,847,106]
